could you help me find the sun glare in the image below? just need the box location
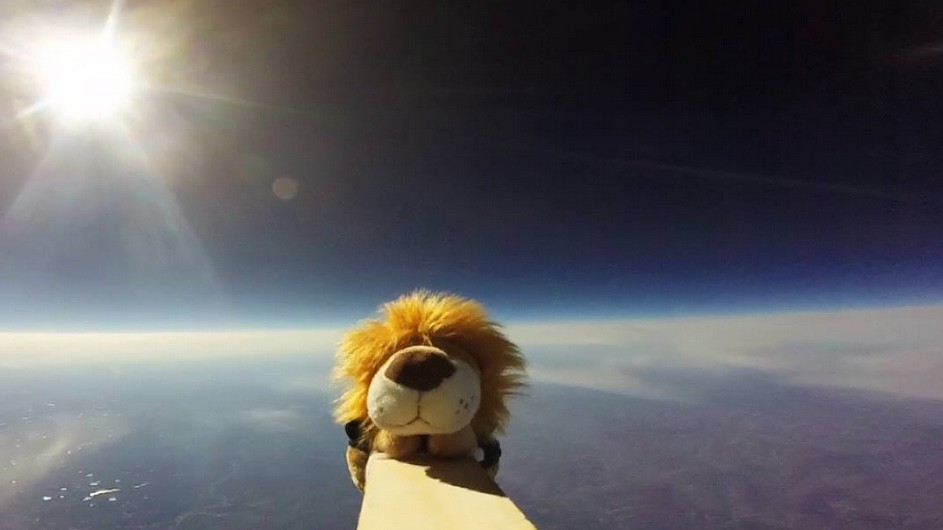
[33,35,135,124]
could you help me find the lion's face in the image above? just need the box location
[333,291,526,441]
[366,345,481,435]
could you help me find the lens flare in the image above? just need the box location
[33,35,135,124]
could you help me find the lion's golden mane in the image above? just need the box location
[332,290,526,441]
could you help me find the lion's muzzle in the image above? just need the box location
[367,345,481,436]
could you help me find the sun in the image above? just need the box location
[32,34,136,124]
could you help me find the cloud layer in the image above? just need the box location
[2,303,941,400]
[0,329,342,368]
[511,304,943,401]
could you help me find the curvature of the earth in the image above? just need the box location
[2,336,943,529]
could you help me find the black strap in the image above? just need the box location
[479,438,502,469]
[346,420,501,469]
[345,420,370,452]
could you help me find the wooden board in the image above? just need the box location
[357,453,537,530]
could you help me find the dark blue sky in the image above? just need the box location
[1,0,942,329]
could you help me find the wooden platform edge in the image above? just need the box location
[357,453,538,530]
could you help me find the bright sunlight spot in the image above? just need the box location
[34,35,135,124]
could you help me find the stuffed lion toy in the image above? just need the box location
[332,290,526,491]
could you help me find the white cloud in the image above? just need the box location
[240,407,306,432]
[508,304,943,401]
[2,304,941,401]
[0,329,342,368]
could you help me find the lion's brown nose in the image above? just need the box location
[385,349,456,391]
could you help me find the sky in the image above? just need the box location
[1,0,942,328]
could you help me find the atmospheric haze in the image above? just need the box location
[2,303,942,528]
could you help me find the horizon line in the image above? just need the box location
[0,299,941,335]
